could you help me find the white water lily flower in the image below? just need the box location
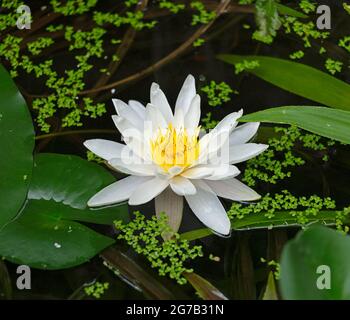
[84,75,268,236]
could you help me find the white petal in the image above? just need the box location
[112,99,128,115]
[173,107,184,130]
[205,165,241,180]
[146,103,168,131]
[84,139,124,161]
[168,166,184,176]
[155,187,183,236]
[197,129,230,166]
[118,106,144,128]
[88,176,150,207]
[112,98,143,128]
[170,176,196,196]
[181,166,214,179]
[229,143,268,164]
[192,179,215,194]
[175,74,196,119]
[129,100,146,119]
[108,158,156,176]
[184,94,201,131]
[150,83,173,123]
[111,115,148,159]
[128,177,169,205]
[214,109,243,134]
[229,122,260,146]
[112,115,139,138]
[185,187,231,235]
[197,131,212,157]
[206,178,261,201]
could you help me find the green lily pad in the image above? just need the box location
[0,65,34,228]
[0,153,128,269]
[280,226,350,299]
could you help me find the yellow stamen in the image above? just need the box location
[150,124,200,172]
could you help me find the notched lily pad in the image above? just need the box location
[0,153,128,269]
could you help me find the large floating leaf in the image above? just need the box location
[0,153,128,269]
[217,55,350,111]
[240,106,350,144]
[0,65,34,228]
[181,210,341,241]
[280,226,350,299]
[28,153,129,224]
[0,208,114,270]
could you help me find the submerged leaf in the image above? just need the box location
[101,247,176,300]
[184,272,228,300]
[262,272,278,300]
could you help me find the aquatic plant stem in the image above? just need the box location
[90,0,149,97]
[35,129,116,140]
[14,11,61,38]
[143,2,254,19]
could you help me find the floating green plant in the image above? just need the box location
[243,126,336,187]
[114,212,203,285]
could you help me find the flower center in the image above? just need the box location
[150,124,200,172]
